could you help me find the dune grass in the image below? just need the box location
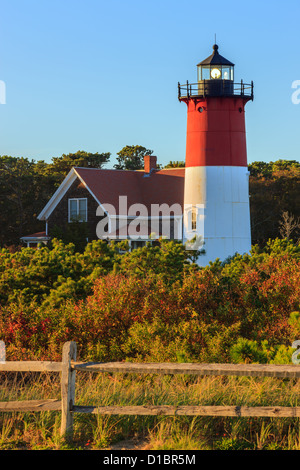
[1,371,300,450]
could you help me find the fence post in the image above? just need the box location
[0,341,5,363]
[60,341,77,440]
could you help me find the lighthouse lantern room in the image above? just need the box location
[179,44,254,265]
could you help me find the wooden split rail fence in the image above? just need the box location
[1,341,300,440]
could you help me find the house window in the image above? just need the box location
[131,240,146,250]
[191,208,197,231]
[68,198,87,222]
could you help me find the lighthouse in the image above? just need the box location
[179,44,254,265]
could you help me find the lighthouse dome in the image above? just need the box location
[198,44,235,67]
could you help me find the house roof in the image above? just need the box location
[21,231,48,239]
[75,167,185,215]
[20,231,51,242]
[38,166,185,220]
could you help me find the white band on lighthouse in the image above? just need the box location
[183,166,251,265]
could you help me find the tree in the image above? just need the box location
[0,156,43,245]
[0,155,67,246]
[51,150,111,176]
[248,161,273,178]
[249,160,300,246]
[114,145,153,170]
[164,161,185,168]
[279,211,300,240]
[248,159,300,178]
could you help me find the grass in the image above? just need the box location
[1,371,300,450]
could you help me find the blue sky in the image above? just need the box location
[0,0,300,168]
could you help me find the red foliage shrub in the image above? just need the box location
[0,239,299,362]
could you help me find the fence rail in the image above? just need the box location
[72,361,300,378]
[1,341,300,441]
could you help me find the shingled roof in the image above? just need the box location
[38,165,185,221]
[75,167,185,215]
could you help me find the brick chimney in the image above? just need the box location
[144,155,157,174]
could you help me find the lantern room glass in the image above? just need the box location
[198,66,210,81]
[198,65,234,81]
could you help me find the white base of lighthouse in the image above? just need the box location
[183,166,251,266]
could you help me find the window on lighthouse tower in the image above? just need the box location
[191,208,197,231]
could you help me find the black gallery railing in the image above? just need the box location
[178,80,254,100]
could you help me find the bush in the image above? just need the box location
[229,338,269,364]
[0,238,299,363]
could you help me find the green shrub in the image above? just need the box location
[229,338,269,364]
[0,238,299,363]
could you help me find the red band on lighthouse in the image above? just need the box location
[183,96,249,168]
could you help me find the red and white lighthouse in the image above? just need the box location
[179,44,254,265]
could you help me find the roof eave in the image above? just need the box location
[197,57,235,66]
[37,168,78,221]
[20,236,51,241]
